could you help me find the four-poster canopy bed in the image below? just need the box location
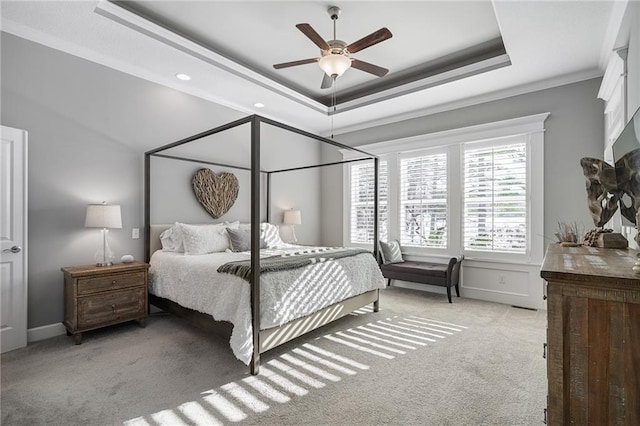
[144,115,382,375]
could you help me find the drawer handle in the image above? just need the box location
[111,304,116,313]
[112,280,117,285]
[543,343,547,359]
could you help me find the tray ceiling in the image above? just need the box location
[0,1,623,134]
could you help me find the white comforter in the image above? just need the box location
[148,246,386,364]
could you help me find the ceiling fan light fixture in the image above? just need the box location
[319,54,351,78]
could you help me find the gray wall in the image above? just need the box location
[322,78,605,247]
[0,33,321,329]
[150,132,322,245]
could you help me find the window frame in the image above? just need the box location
[346,159,388,245]
[342,112,547,265]
[461,135,531,259]
[397,147,449,250]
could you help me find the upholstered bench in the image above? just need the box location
[380,256,464,303]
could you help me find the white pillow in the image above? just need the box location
[234,222,285,248]
[178,223,231,255]
[159,223,184,252]
[262,222,285,248]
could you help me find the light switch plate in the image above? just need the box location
[132,228,140,239]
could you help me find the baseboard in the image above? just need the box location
[462,286,545,310]
[390,280,448,295]
[27,322,66,343]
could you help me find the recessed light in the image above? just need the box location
[254,102,265,108]
[175,73,191,81]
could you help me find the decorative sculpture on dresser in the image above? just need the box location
[613,147,640,224]
[579,152,640,249]
[580,148,640,227]
[579,157,620,227]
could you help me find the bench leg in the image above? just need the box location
[447,287,452,303]
[455,283,460,298]
[387,278,392,287]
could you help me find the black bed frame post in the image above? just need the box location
[373,157,380,313]
[250,116,261,375]
[266,172,271,223]
[144,153,151,263]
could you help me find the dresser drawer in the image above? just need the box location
[78,287,146,328]
[77,271,145,295]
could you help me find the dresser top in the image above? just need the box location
[541,244,640,285]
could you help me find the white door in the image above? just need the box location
[1,125,28,353]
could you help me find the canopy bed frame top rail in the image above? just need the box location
[145,114,380,375]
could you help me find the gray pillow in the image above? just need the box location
[226,228,267,252]
[379,240,404,264]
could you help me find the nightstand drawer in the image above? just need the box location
[78,287,145,328]
[77,271,145,295]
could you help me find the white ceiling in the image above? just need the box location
[116,1,505,102]
[0,1,626,135]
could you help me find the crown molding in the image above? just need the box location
[330,53,511,115]
[598,0,630,70]
[341,112,550,158]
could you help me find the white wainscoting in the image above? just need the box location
[460,259,545,310]
[389,254,546,310]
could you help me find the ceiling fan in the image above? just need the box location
[273,6,392,89]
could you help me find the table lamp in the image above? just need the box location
[283,209,301,243]
[85,202,122,266]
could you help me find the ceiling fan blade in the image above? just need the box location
[296,23,330,50]
[273,58,319,69]
[320,73,333,89]
[346,27,392,54]
[351,59,389,77]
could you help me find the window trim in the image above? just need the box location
[345,160,388,245]
[342,112,549,265]
[461,136,530,258]
[398,147,449,249]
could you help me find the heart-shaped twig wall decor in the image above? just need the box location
[192,168,239,219]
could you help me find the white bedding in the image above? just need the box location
[148,246,386,365]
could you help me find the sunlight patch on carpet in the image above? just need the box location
[124,314,467,425]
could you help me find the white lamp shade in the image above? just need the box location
[85,204,122,229]
[319,54,351,78]
[283,210,302,225]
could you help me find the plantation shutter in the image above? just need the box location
[349,161,388,244]
[399,153,447,248]
[463,142,527,253]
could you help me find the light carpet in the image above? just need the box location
[1,287,546,425]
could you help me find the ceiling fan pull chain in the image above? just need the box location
[331,79,337,139]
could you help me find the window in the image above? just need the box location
[349,161,387,244]
[343,113,546,265]
[463,142,527,253]
[399,152,447,248]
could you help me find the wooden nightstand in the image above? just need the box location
[61,262,150,344]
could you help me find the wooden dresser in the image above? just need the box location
[540,244,640,424]
[62,262,149,344]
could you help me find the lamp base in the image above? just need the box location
[94,229,116,267]
[289,225,298,244]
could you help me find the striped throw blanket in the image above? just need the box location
[217,247,371,281]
